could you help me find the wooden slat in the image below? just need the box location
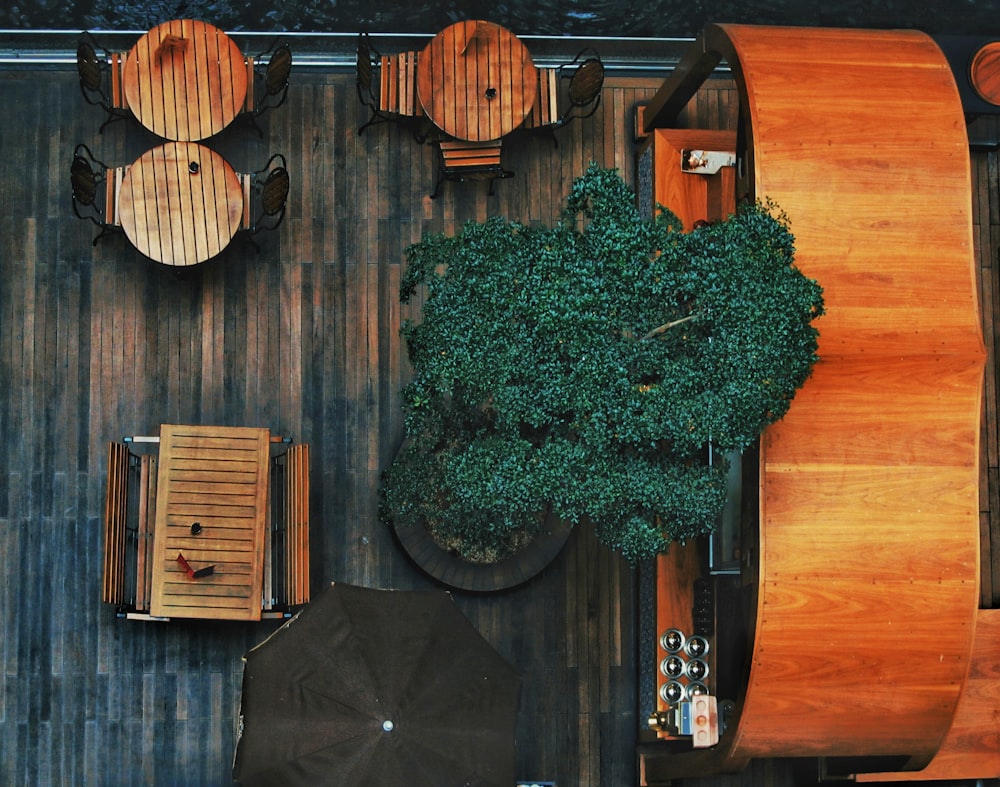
[243,55,255,113]
[108,51,127,109]
[379,52,423,117]
[524,67,559,129]
[135,454,157,613]
[440,139,503,169]
[284,443,310,606]
[101,442,129,605]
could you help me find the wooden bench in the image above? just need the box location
[108,52,128,110]
[101,442,156,613]
[265,443,311,611]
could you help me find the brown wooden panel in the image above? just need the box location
[645,128,736,229]
[285,443,310,607]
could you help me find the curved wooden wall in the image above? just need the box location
[641,24,986,777]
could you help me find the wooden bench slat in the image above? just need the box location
[285,444,310,606]
[135,455,157,612]
[102,442,129,605]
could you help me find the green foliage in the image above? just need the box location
[381,163,823,563]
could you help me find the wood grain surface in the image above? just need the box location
[417,20,537,141]
[122,18,247,141]
[118,141,244,267]
[639,24,986,780]
[150,424,270,620]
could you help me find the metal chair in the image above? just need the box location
[559,48,605,125]
[70,143,123,246]
[357,32,391,135]
[431,140,512,199]
[239,154,290,250]
[76,32,130,132]
[524,49,604,148]
[246,41,292,137]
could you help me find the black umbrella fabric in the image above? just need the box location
[232,582,521,787]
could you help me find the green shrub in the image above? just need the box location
[380,163,823,562]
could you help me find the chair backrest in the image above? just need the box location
[245,154,289,240]
[71,148,101,210]
[251,43,291,118]
[357,32,379,106]
[77,39,106,104]
[265,44,292,99]
[262,166,290,218]
[568,57,604,109]
[558,49,604,125]
[72,144,125,245]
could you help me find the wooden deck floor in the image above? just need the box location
[0,56,997,787]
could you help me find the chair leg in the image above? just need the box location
[358,111,388,135]
[249,114,265,138]
[430,169,445,199]
[92,225,119,247]
[98,109,127,134]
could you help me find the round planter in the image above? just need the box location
[392,511,573,592]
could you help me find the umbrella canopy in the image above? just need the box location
[232,582,521,787]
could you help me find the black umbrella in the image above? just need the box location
[232,582,521,787]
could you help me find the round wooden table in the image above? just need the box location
[417,20,537,142]
[118,142,244,267]
[122,18,248,141]
[971,41,1000,106]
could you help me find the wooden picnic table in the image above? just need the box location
[121,18,248,141]
[118,141,244,267]
[149,424,270,621]
[417,20,537,142]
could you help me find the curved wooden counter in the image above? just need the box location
[640,24,986,779]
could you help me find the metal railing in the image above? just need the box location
[0,28,708,75]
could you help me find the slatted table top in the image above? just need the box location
[122,18,247,141]
[149,424,270,620]
[417,20,537,142]
[118,141,244,267]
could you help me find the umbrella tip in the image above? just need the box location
[382,720,394,732]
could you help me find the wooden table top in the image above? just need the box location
[150,424,270,621]
[417,20,537,142]
[971,41,1000,106]
[122,18,247,141]
[118,141,244,267]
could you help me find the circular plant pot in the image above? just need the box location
[392,511,573,592]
